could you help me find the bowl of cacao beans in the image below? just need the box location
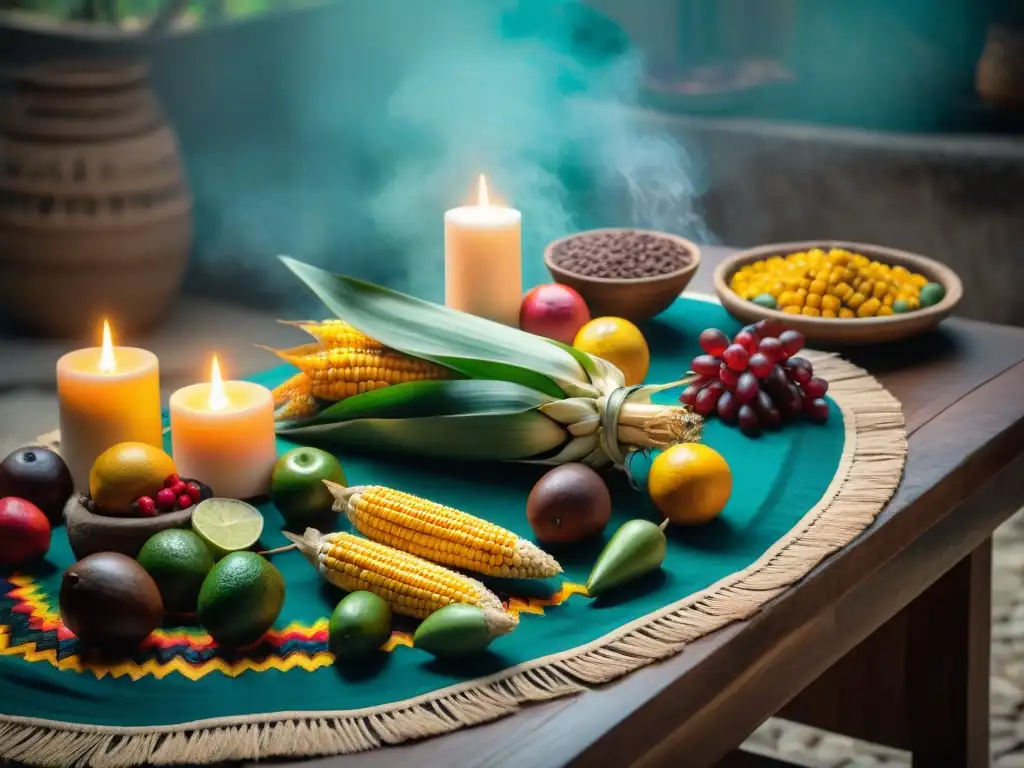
[544,228,701,324]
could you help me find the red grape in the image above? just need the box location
[753,390,782,430]
[779,329,805,357]
[679,382,704,406]
[735,371,760,403]
[723,344,750,372]
[717,391,739,422]
[691,355,721,378]
[777,384,804,420]
[763,364,789,395]
[787,357,813,384]
[719,365,739,389]
[738,404,761,437]
[734,329,759,355]
[757,337,784,363]
[741,324,760,338]
[698,328,730,357]
[695,381,726,415]
[755,319,785,338]
[802,376,829,399]
[748,352,773,378]
[804,397,830,424]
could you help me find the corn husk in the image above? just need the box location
[272,256,702,469]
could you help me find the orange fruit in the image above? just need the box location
[89,442,176,516]
[647,443,732,525]
[572,317,650,386]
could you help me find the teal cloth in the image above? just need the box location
[0,298,843,727]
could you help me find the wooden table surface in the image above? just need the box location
[269,246,1024,768]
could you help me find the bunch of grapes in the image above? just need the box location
[680,319,830,437]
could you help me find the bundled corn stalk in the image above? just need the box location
[324,480,562,579]
[284,528,518,637]
[270,256,702,471]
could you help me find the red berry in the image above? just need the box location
[723,344,750,372]
[748,352,773,378]
[753,391,782,430]
[734,330,759,355]
[680,382,704,407]
[170,481,187,497]
[787,357,813,385]
[156,487,177,510]
[779,329,805,357]
[735,372,760,403]
[0,497,51,566]
[737,404,761,437]
[163,473,181,489]
[186,482,202,502]
[804,397,830,424]
[755,319,785,339]
[757,337,784,363]
[802,377,829,399]
[691,355,722,378]
[717,391,739,422]
[177,494,193,510]
[698,329,730,357]
[695,381,726,415]
[135,496,157,517]
[719,365,739,389]
[763,364,790,396]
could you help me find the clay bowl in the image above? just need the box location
[544,229,701,324]
[64,494,192,561]
[713,241,963,345]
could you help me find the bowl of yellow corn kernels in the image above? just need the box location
[713,241,963,344]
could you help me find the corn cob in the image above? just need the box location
[271,371,319,420]
[325,481,562,579]
[278,319,385,350]
[284,528,518,636]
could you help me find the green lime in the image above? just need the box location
[270,447,346,528]
[328,591,392,660]
[413,604,496,658]
[892,298,912,314]
[191,498,264,559]
[751,293,777,310]
[137,529,214,615]
[197,552,285,647]
[919,282,945,308]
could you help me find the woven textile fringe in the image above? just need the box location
[14,350,906,766]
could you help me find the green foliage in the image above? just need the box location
[2,0,322,25]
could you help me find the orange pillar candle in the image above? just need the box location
[57,320,163,491]
[444,174,522,326]
[169,357,277,500]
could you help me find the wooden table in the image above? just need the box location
[283,246,1024,768]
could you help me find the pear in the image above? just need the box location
[586,519,669,598]
[413,603,516,658]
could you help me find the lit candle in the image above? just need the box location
[444,174,523,326]
[57,320,163,491]
[169,356,277,500]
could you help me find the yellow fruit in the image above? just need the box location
[89,442,176,516]
[573,317,650,386]
[647,443,732,526]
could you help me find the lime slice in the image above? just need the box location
[191,498,264,559]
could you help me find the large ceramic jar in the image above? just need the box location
[0,60,192,338]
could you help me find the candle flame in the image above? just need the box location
[477,174,489,207]
[208,355,229,411]
[98,319,116,373]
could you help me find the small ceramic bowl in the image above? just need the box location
[64,494,193,561]
[714,241,963,344]
[544,228,701,324]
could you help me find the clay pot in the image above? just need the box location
[64,494,192,561]
[0,60,192,338]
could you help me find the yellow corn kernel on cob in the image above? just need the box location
[325,482,562,579]
[283,528,518,635]
[277,319,384,350]
[271,371,319,420]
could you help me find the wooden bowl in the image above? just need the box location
[64,494,193,561]
[544,229,701,324]
[713,241,963,344]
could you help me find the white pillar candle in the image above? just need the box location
[169,357,277,500]
[444,175,522,326]
[56,320,163,491]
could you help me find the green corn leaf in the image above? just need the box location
[546,339,625,393]
[279,411,568,462]
[279,256,596,399]
[278,379,557,429]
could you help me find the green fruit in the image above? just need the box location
[751,293,778,310]
[197,552,285,647]
[586,519,668,598]
[919,282,945,308]
[137,529,214,615]
[191,498,264,560]
[270,447,346,528]
[892,298,912,314]
[328,591,392,660]
[413,604,497,658]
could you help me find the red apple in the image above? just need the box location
[519,284,591,344]
[0,497,52,567]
